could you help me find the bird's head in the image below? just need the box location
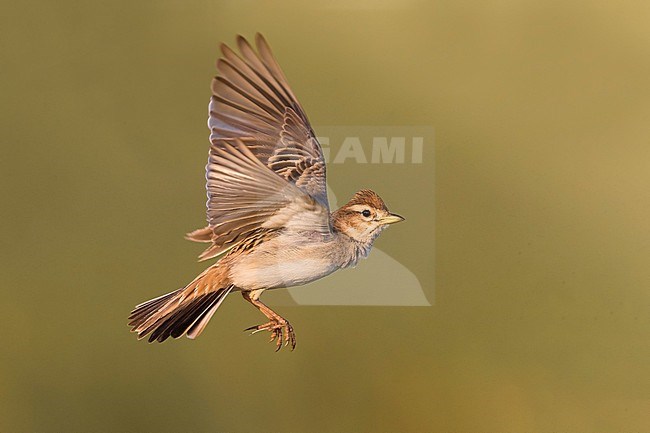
[332,189,404,247]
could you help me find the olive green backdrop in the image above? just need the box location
[2,1,649,432]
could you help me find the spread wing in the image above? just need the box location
[208,33,328,209]
[197,139,331,260]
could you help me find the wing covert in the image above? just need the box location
[200,139,331,260]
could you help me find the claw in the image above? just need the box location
[275,327,283,351]
[245,319,296,351]
[244,324,266,335]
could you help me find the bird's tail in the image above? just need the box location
[128,266,233,343]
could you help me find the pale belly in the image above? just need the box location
[228,235,341,290]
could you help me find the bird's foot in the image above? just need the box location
[245,318,296,351]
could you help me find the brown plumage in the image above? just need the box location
[128,35,404,350]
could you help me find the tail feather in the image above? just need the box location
[141,296,204,342]
[127,289,182,327]
[128,266,233,343]
[148,290,223,342]
[187,288,231,339]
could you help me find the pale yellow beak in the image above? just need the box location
[379,213,405,225]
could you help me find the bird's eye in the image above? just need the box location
[362,209,372,218]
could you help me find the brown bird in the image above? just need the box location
[128,34,404,350]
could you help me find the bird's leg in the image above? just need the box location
[242,290,296,351]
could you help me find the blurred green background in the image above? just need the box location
[2,0,649,432]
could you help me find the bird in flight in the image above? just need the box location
[128,34,404,350]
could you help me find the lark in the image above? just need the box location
[128,34,404,350]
